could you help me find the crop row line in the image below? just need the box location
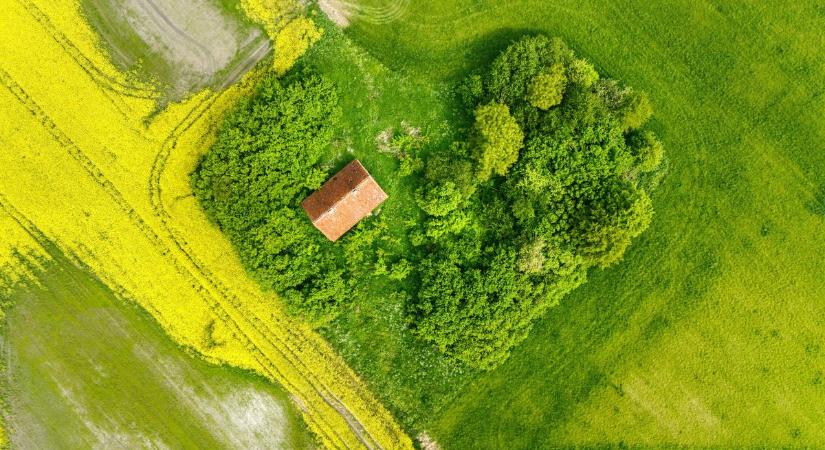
[144,90,363,449]
[149,92,390,448]
[0,68,354,449]
[0,198,168,329]
[147,78,391,449]
[15,0,157,100]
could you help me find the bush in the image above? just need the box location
[527,63,567,109]
[192,71,346,326]
[628,130,664,172]
[568,58,599,88]
[472,102,524,180]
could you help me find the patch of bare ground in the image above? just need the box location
[84,0,270,98]
[319,0,352,27]
[318,0,410,27]
[417,432,442,450]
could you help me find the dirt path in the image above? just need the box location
[85,0,267,97]
[319,0,410,27]
[219,36,272,89]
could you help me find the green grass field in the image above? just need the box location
[300,15,478,428]
[301,0,825,447]
[0,250,313,449]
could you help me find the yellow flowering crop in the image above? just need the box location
[0,0,411,448]
[273,17,323,75]
[240,0,295,33]
[239,0,322,73]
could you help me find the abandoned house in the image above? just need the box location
[301,160,388,241]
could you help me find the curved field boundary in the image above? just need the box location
[148,78,410,449]
[16,0,158,99]
[0,69,358,449]
[0,55,411,450]
[0,193,162,326]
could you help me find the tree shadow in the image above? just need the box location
[806,183,825,217]
[456,27,547,79]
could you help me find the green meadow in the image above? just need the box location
[300,0,825,447]
[0,251,313,449]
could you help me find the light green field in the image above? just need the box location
[0,249,314,449]
[314,0,825,447]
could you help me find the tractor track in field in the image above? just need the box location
[147,74,393,450]
[319,0,410,27]
[5,2,408,446]
[219,37,272,90]
[133,0,219,74]
[16,0,157,99]
[0,69,363,450]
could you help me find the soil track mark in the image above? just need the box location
[16,0,156,99]
[147,76,391,450]
[1,60,410,449]
[0,68,358,450]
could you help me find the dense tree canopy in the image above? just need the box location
[406,35,665,369]
[471,102,524,180]
[191,72,347,326]
[193,35,665,370]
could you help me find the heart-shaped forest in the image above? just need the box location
[192,34,665,374]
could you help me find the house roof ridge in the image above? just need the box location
[311,176,372,223]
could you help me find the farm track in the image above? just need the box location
[147,78,389,450]
[3,1,412,447]
[219,37,272,90]
[134,0,218,74]
[16,0,157,99]
[0,68,361,450]
[321,0,410,25]
[1,21,409,448]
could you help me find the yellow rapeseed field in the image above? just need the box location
[0,0,412,448]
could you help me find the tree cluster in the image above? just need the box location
[407,35,665,369]
[193,36,665,371]
[191,72,348,326]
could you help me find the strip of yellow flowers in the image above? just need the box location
[0,0,412,448]
[240,0,323,74]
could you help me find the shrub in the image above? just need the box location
[192,71,347,326]
[472,102,524,180]
[527,63,567,109]
[628,130,664,172]
[568,58,599,88]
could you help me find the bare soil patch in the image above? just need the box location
[83,0,270,98]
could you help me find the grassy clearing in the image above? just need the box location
[1,249,313,449]
[0,0,411,447]
[298,16,477,427]
[299,0,825,447]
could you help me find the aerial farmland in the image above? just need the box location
[0,0,823,449]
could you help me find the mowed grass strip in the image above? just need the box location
[322,0,825,447]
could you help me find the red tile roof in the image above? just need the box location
[302,160,388,241]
